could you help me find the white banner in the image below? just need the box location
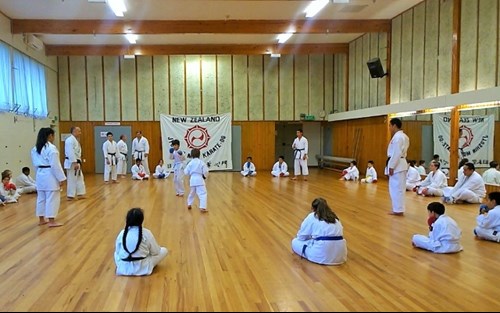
[434,114,494,168]
[160,113,233,171]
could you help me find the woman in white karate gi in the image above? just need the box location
[31,127,67,227]
[114,208,168,276]
[291,198,347,265]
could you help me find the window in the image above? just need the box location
[0,41,47,118]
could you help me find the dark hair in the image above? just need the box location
[490,161,498,168]
[191,148,201,158]
[389,118,402,129]
[136,130,142,135]
[465,162,475,171]
[297,128,303,133]
[135,158,142,163]
[408,160,416,167]
[311,198,339,224]
[22,167,30,174]
[122,208,145,258]
[247,156,252,160]
[458,158,469,168]
[419,160,425,165]
[368,160,374,165]
[1,170,11,181]
[431,160,440,169]
[171,139,180,146]
[36,127,55,154]
[433,154,439,160]
[488,192,500,206]
[351,160,357,166]
[106,132,113,137]
[427,202,445,215]
[70,126,76,134]
[279,155,285,160]
[120,134,126,140]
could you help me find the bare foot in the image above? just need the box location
[200,209,208,213]
[303,178,308,181]
[388,211,404,216]
[38,220,48,225]
[48,222,63,227]
[177,194,184,197]
[291,177,298,180]
[104,181,109,184]
[67,197,77,201]
[187,205,192,210]
[112,180,119,184]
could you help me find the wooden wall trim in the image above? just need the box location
[451,0,461,94]
[12,19,391,34]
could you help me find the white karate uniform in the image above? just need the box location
[184,158,209,210]
[416,169,448,196]
[103,140,118,182]
[292,136,309,176]
[116,139,128,176]
[271,161,289,177]
[31,143,67,218]
[385,130,410,213]
[153,165,169,179]
[341,165,359,181]
[171,149,186,195]
[131,164,149,180]
[241,161,257,176]
[406,166,421,190]
[412,214,463,253]
[64,134,86,198]
[132,136,150,175]
[443,171,486,204]
[114,226,168,276]
[0,184,20,203]
[482,168,500,185]
[475,205,500,242]
[291,212,347,265]
[361,166,378,183]
[417,165,426,175]
[15,173,36,194]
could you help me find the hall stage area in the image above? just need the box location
[0,169,498,311]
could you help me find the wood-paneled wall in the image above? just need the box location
[332,116,388,177]
[348,33,387,110]
[57,54,346,122]
[59,121,276,174]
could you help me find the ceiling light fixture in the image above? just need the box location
[106,0,127,17]
[277,33,293,44]
[270,54,281,58]
[125,33,138,44]
[304,0,329,18]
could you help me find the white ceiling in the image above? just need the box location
[0,0,423,46]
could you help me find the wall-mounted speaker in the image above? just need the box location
[367,57,387,78]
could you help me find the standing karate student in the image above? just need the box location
[291,128,309,181]
[184,148,209,212]
[64,126,86,200]
[170,139,186,196]
[116,134,128,178]
[31,127,67,227]
[103,132,119,183]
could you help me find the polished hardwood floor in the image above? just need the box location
[0,169,499,311]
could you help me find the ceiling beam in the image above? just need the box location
[45,44,349,56]
[13,19,390,35]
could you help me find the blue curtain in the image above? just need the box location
[0,42,12,112]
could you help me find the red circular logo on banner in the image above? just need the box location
[459,125,474,149]
[184,125,211,149]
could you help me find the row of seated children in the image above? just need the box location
[240,156,292,177]
[339,160,378,183]
[412,191,500,254]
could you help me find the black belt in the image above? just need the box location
[120,152,127,156]
[65,157,82,164]
[38,165,51,168]
[121,256,146,262]
[108,153,116,155]
[386,156,406,166]
[294,148,305,159]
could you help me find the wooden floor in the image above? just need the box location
[0,169,499,312]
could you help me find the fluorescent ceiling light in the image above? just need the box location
[270,54,281,58]
[457,101,500,111]
[124,54,135,59]
[125,34,138,44]
[304,0,329,18]
[277,33,293,44]
[417,106,454,115]
[107,0,127,17]
[333,0,350,3]
[389,111,417,118]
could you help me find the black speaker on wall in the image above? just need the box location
[367,57,387,78]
